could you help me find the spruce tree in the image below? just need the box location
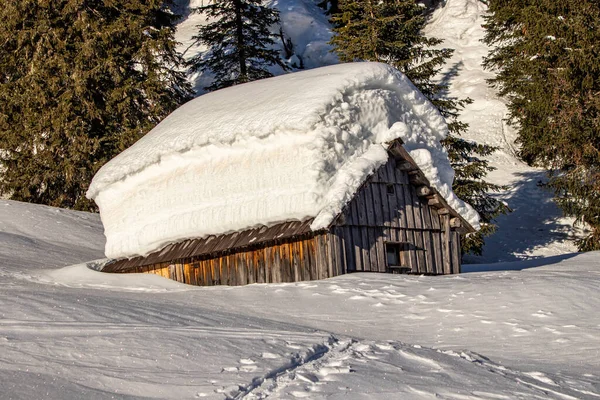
[0,0,192,211]
[188,0,287,91]
[331,0,509,254]
[483,0,600,250]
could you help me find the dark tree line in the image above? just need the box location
[0,0,192,210]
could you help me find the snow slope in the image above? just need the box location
[1,200,599,399]
[89,63,478,259]
[423,0,580,261]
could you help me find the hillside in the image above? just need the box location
[173,0,580,263]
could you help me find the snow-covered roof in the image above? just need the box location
[88,62,480,259]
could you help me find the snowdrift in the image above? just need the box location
[88,62,479,259]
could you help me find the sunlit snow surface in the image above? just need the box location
[88,63,479,260]
[423,0,581,261]
[1,200,599,399]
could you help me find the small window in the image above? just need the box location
[386,184,395,195]
[386,242,410,274]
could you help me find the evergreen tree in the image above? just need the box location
[331,0,509,254]
[0,0,192,211]
[483,0,600,250]
[188,0,287,91]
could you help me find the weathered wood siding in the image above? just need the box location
[123,234,338,286]
[330,157,461,274]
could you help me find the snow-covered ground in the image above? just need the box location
[1,200,599,399]
[1,1,597,398]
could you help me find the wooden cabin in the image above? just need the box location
[103,140,475,285]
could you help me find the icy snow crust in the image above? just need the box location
[88,62,479,259]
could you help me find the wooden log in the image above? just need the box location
[450,217,462,229]
[416,186,432,197]
[428,194,442,207]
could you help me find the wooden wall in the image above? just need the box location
[328,157,461,275]
[126,234,339,286]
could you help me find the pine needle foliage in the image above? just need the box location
[0,0,193,211]
[187,0,287,91]
[483,0,600,250]
[331,0,509,254]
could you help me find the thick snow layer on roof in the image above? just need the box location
[88,62,479,259]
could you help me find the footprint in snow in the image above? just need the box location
[261,352,280,359]
[239,358,257,372]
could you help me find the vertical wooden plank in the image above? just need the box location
[405,230,418,272]
[195,260,202,286]
[213,259,220,285]
[371,184,384,226]
[430,208,441,230]
[272,246,281,283]
[364,184,376,227]
[375,233,386,272]
[360,227,371,271]
[409,187,424,230]
[420,199,433,231]
[423,231,434,274]
[326,234,335,278]
[236,253,245,285]
[452,231,461,274]
[264,247,272,283]
[443,215,451,275]
[368,228,379,271]
[256,249,265,284]
[291,242,299,282]
[357,188,368,226]
[380,183,391,227]
[341,227,354,274]
[351,226,362,272]
[387,182,400,228]
[308,236,318,279]
[432,232,443,275]
[330,234,340,278]
[314,235,325,278]
[205,260,214,286]
[403,184,416,230]
[414,231,426,273]
[279,244,289,282]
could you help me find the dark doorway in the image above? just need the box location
[385,242,411,274]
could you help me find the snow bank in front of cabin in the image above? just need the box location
[88,62,479,259]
